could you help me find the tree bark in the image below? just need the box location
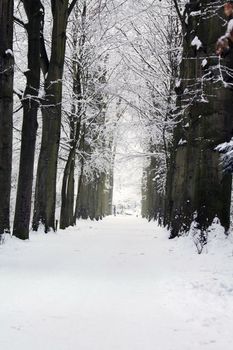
[13,1,43,240]
[60,66,82,229]
[0,0,14,235]
[33,0,69,232]
[165,1,233,237]
[60,149,76,229]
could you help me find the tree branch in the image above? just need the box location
[40,33,50,76]
[40,4,50,76]
[13,89,23,100]
[13,16,26,28]
[172,0,184,27]
[68,0,78,17]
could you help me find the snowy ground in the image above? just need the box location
[1,216,233,350]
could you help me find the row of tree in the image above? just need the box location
[1,0,232,243]
[0,0,124,241]
[141,0,233,242]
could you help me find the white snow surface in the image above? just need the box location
[1,216,233,350]
[191,36,202,50]
[5,49,14,57]
[178,138,187,146]
[227,18,233,34]
[201,58,208,67]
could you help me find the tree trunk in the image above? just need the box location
[60,64,82,229]
[0,0,14,235]
[75,172,89,220]
[165,1,233,237]
[33,1,69,232]
[95,173,106,220]
[13,1,43,240]
[105,170,114,216]
[60,152,76,229]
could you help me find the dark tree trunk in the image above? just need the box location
[75,171,107,221]
[105,169,114,216]
[165,1,233,237]
[74,129,108,222]
[141,141,165,223]
[13,1,43,240]
[33,1,70,232]
[0,0,14,235]
[105,144,116,216]
[60,67,82,229]
[60,151,76,229]
[74,129,85,222]
[144,160,164,223]
[75,173,89,220]
[60,2,87,229]
[95,173,105,220]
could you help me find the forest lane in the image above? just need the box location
[1,216,233,350]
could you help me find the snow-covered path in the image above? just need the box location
[1,216,233,350]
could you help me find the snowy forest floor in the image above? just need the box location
[1,216,233,350]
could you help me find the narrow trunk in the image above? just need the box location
[106,170,114,216]
[141,142,165,223]
[0,0,14,235]
[13,1,43,240]
[95,173,106,220]
[60,67,82,229]
[74,149,86,220]
[106,147,116,216]
[61,2,86,228]
[75,173,89,220]
[60,152,76,229]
